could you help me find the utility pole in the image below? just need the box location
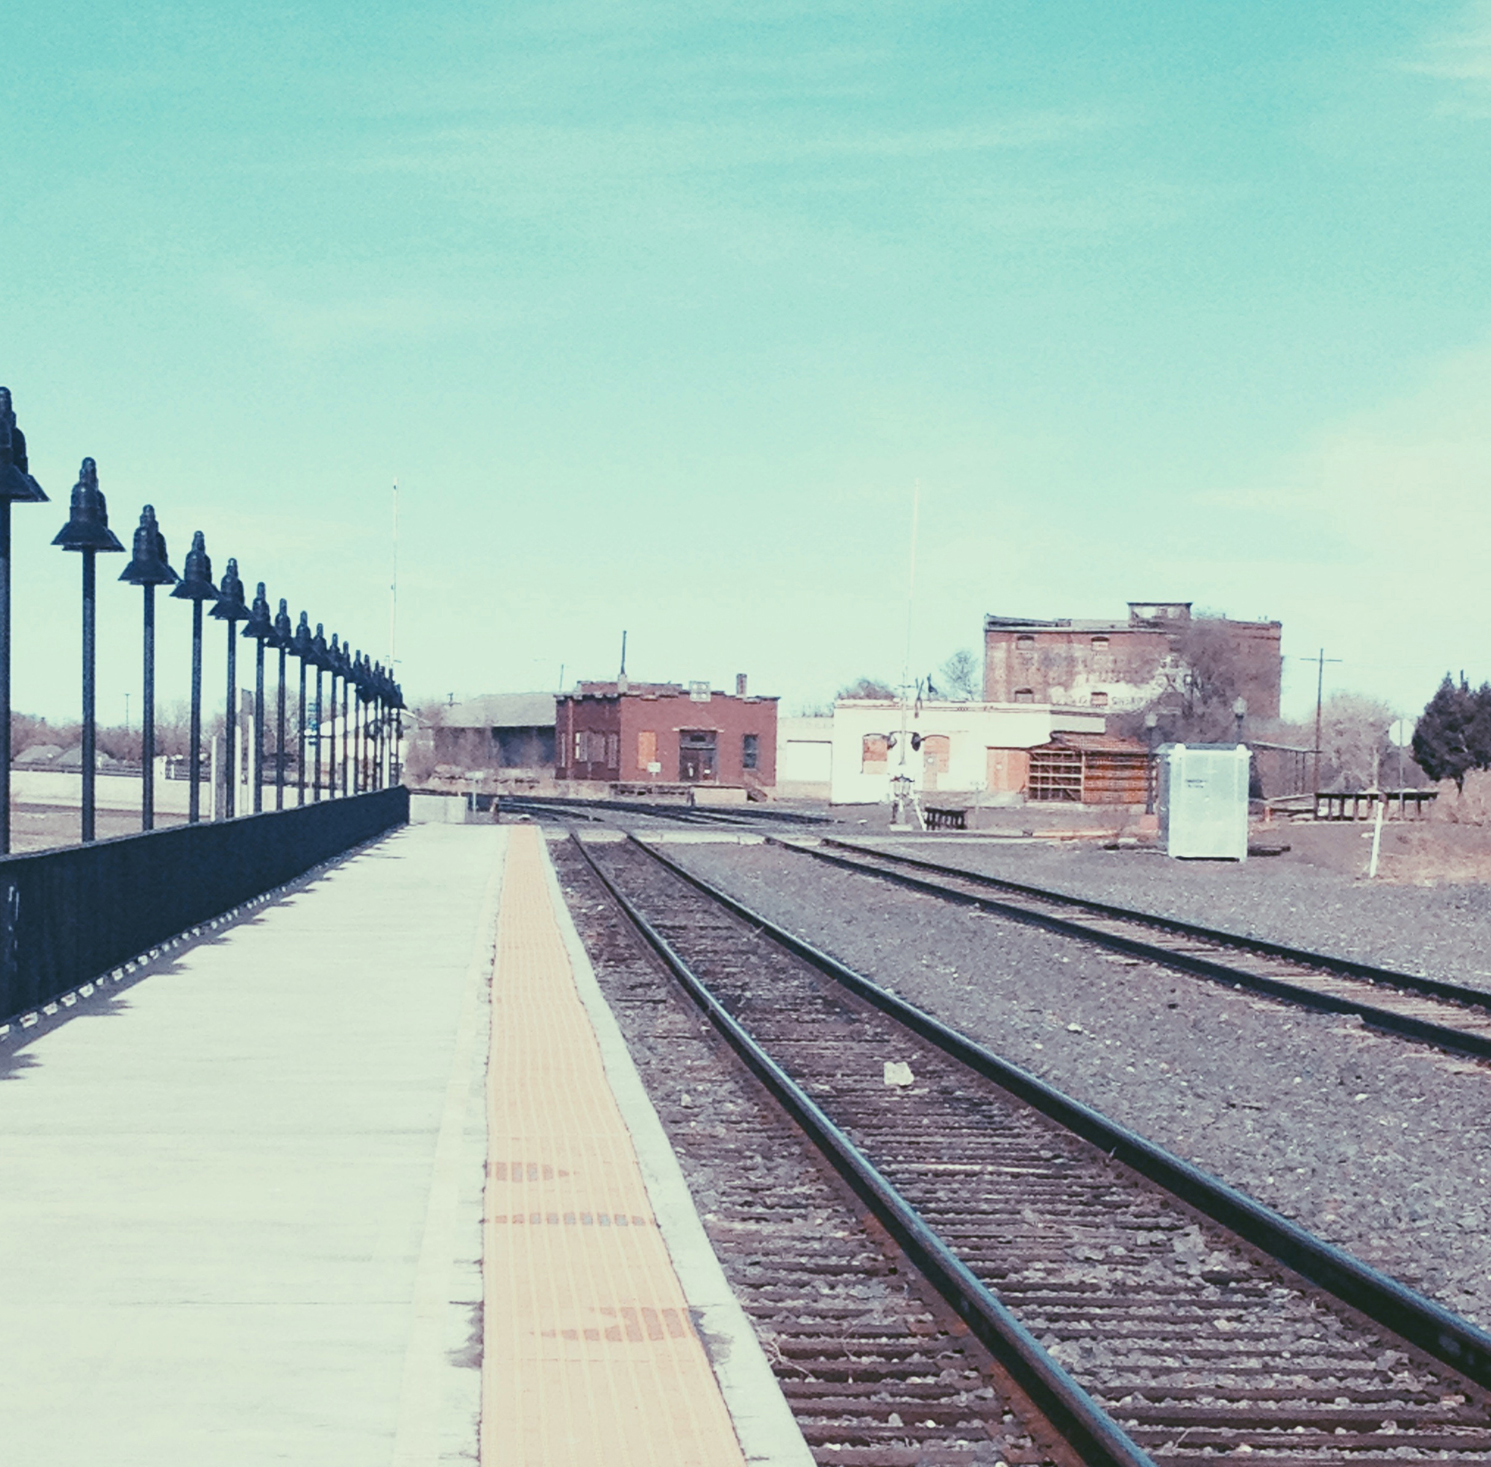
[893,481,921,827]
[389,480,398,667]
[1312,648,1342,795]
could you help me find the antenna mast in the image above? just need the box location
[389,480,399,667]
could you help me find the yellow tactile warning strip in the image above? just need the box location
[481,825,749,1467]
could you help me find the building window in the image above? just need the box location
[1016,635,1035,653]
[1091,636,1109,650]
[574,731,585,762]
[1013,688,1034,704]
[742,733,759,770]
[1090,691,1109,708]
[605,733,619,768]
[862,734,889,771]
[637,730,657,770]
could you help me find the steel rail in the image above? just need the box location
[777,838,1491,1063]
[499,791,829,826]
[624,832,1491,1392]
[573,833,1158,1467]
[822,837,1491,1011]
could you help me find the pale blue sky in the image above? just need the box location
[7,1,1491,724]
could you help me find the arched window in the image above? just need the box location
[1014,688,1035,704]
[1090,690,1109,708]
[1016,634,1035,653]
[1091,635,1109,650]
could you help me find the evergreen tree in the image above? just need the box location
[1412,675,1479,792]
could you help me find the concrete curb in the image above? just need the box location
[537,837,815,1467]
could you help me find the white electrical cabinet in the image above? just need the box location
[1157,743,1250,861]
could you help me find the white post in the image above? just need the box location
[1368,792,1385,878]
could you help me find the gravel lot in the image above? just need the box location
[661,838,1491,1331]
[869,831,1491,993]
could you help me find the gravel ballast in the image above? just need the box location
[662,838,1491,1332]
[870,834,1491,993]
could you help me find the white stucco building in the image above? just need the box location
[826,699,1105,806]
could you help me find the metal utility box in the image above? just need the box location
[1157,743,1249,861]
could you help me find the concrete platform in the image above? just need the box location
[0,820,807,1465]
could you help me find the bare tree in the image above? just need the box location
[837,677,896,701]
[937,650,979,701]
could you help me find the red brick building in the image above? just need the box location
[983,602,1281,718]
[554,679,778,791]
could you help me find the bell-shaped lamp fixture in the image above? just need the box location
[291,610,314,660]
[51,458,124,553]
[210,558,249,622]
[0,387,48,504]
[242,582,274,642]
[171,531,218,603]
[119,505,177,586]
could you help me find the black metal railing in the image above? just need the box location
[0,787,407,1024]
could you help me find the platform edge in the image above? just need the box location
[537,836,816,1467]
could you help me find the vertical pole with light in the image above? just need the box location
[172,532,219,824]
[51,458,124,843]
[242,585,274,813]
[291,612,313,806]
[272,600,292,808]
[118,506,177,830]
[0,388,49,853]
[210,561,249,817]
[311,623,328,800]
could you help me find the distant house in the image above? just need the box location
[984,601,1282,718]
[433,694,557,780]
[828,700,1109,805]
[555,677,777,797]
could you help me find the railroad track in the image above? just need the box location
[571,831,1491,1467]
[775,837,1491,1062]
[498,791,829,829]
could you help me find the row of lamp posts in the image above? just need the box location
[0,386,405,851]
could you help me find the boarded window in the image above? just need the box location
[1090,691,1109,708]
[1013,688,1035,704]
[862,734,889,771]
[921,734,950,774]
[742,733,759,770]
[986,747,1030,793]
[1091,636,1109,650]
[1016,635,1035,653]
[605,733,619,768]
[637,730,657,769]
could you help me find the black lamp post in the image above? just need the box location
[372,662,385,789]
[326,633,341,798]
[273,599,292,809]
[351,650,366,793]
[391,680,405,786]
[171,532,219,824]
[242,585,273,813]
[291,611,313,806]
[0,387,49,854]
[339,642,352,795]
[210,560,249,818]
[52,458,124,843]
[311,623,328,801]
[119,506,177,830]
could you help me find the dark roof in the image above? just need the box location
[1044,732,1150,754]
